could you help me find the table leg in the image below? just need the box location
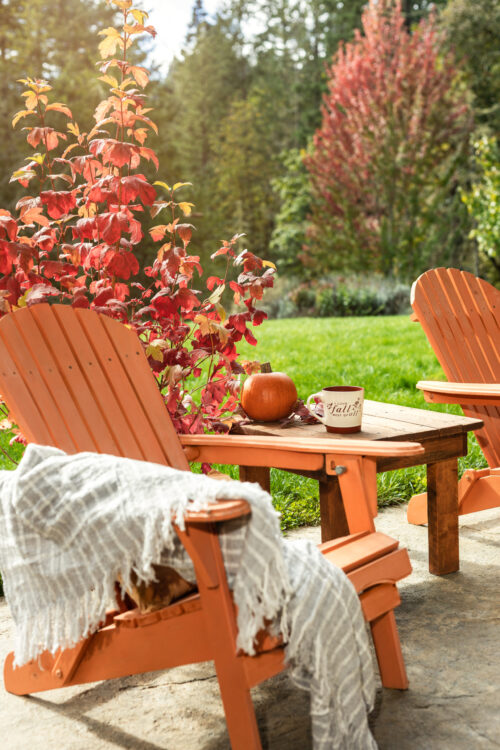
[319,479,349,543]
[427,459,459,575]
[239,466,271,493]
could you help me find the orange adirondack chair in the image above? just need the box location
[407,267,500,526]
[0,305,423,749]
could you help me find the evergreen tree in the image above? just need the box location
[152,18,248,264]
[440,0,500,136]
[0,0,118,211]
[401,0,447,28]
[187,0,209,43]
[216,90,278,256]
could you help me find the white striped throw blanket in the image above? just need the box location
[0,444,376,749]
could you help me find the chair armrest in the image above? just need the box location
[183,499,251,524]
[417,380,500,407]
[180,433,424,474]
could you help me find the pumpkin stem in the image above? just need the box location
[260,362,272,373]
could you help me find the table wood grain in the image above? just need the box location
[238,401,484,575]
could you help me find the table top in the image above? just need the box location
[239,399,484,444]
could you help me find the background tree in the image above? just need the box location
[152,16,248,266]
[269,148,311,275]
[0,0,118,213]
[1,0,490,286]
[305,0,473,280]
[440,0,500,137]
[462,138,500,281]
[400,0,447,27]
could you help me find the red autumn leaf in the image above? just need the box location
[71,293,90,309]
[206,276,223,290]
[246,280,264,300]
[73,217,96,240]
[113,282,130,301]
[0,213,18,241]
[118,175,156,205]
[177,224,193,246]
[0,240,19,274]
[94,286,114,306]
[162,246,184,279]
[252,309,267,326]
[40,190,77,219]
[230,281,244,294]
[71,155,102,181]
[139,146,159,170]
[95,212,130,243]
[202,379,227,406]
[16,243,37,273]
[87,176,117,204]
[152,291,177,317]
[24,283,60,306]
[228,313,248,333]
[235,250,262,271]
[221,341,238,360]
[176,287,200,312]
[211,246,229,259]
[128,217,143,244]
[40,261,78,280]
[0,275,21,306]
[244,328,258,345]
[32,227,57,253]
[103,250,139,280]
[27,127,65,151]
[180,254,202,278]
[90,138,141,169]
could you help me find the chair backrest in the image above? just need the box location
[0,304,189,470]
[411,267,500,467]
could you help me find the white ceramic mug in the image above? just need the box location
[306,386,364,433]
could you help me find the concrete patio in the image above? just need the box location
[1,503,499,749]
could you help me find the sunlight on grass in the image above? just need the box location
[232,314,487,527]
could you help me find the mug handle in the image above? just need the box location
[306,393,326,424]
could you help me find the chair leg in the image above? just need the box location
[408,469,500,526]
[370,610,408,690]
[406,489,429,525]
[214,658,262,750]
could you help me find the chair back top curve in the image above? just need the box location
[411,267,500,467]
[0,304,189,470]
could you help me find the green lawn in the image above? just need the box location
[228,315,486,528]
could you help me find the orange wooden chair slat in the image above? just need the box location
[408,267,500,525]
[0,305,415,750]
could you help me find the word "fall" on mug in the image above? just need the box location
[306,386,364,433]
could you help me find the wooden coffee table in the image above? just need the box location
[238,400,483,576]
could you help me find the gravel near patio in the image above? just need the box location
[1,503,499,750]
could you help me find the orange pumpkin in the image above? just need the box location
[241,371,298,421]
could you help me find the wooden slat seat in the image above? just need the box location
[0,304,417,748]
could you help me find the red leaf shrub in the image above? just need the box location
[304,0,473,279]
[0,2,275,436]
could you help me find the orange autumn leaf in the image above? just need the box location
[149,225,167,242]
[45,102,73,118]
[128,65,149,88]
